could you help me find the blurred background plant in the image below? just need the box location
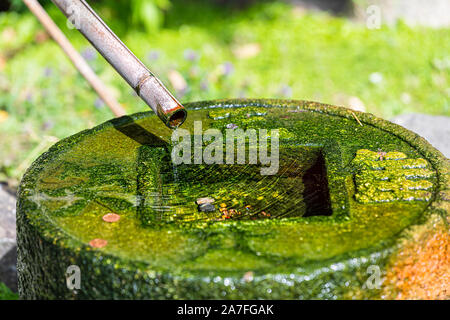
[131,0,172,33]
[0,282,17,300]
[0,0,448,188]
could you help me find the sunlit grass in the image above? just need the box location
[0,1,448,184]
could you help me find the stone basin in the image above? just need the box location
[17,99,449,299]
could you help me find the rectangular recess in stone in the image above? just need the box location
[302,151,333,217]
[136,145,337,226]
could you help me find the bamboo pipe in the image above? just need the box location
[50,0,187,128]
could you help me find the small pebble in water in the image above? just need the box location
[102,213,120,223]
[196,197,215,205]
[198,203,216,212]
[89,238,108,248]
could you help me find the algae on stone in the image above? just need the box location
[17,99,448,299]
[352,149,435,203]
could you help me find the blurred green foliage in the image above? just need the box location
[0,0,449,186]
[6,0,173,33]
[8,0,27,12]
[0,282,18,300]
[131,0,172,33]
[89,0,173,33]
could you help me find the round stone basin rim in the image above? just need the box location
[16,99,449,300]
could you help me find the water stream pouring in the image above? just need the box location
[49,0,187,128]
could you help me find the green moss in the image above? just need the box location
[17,99,448,299]
[57,209,206,267]
[353,149,435,203]
[184,249,272,271]
[209,107,267,120]
[209,107,295,139]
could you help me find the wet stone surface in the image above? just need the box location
[25,104,435,269]
[352,149,435,203]
[16,101,448,299]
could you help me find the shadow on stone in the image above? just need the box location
[302,151,332,217]
[112,116,167,147]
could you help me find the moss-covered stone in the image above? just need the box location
[353,149,435,203]
[17,99,449,299]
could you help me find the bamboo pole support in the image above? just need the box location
[23,0,126,117]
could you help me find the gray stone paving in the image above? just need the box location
[0,184,17,292]
[391,113,450,159]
